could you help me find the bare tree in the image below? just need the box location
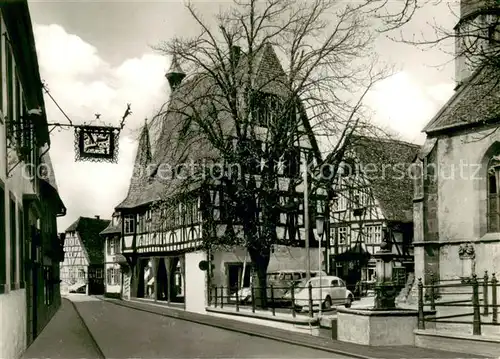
[150,0,390,307]
[362,0,500,143]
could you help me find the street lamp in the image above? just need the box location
[316,187,327,271]
[316,187,327,317]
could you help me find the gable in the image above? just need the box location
[253,43,289,97]
[116,44,322,210]
[62,231,89,267]
[65,217,110,264]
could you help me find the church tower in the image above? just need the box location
[454,0,500,86]
[165,54,186,92]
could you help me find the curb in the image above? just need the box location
[67,298,106,359]
[99,297,374,359]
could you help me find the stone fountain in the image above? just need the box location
[336,236,435,346]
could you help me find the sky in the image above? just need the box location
[26,0,459,231]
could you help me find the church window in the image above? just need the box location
[487,155,500,232]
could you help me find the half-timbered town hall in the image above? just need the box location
[114,44,325,311]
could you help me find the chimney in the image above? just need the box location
[231,45,241,67]
[95,215,100,219]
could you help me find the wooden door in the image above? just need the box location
[88,266,104,295]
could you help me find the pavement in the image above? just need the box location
[21,294,487,359]
[21,297,104,359]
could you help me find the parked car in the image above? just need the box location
[230,269,327,305]
[68,282,86,294]
[290,276,353,311]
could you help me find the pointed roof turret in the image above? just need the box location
[165,54,186,92]
[115,120,155,209]
[136,118,152,167]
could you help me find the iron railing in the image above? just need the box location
[417,272,500,335]
[209,282,350,318]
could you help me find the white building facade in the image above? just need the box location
[0,2,66,358]
[101,212,124,298]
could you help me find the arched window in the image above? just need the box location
[487,155,500,232]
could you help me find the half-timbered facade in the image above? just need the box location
[115,44,325,312]
[60,216,109,295]
[0,2,67,358]
[330,136,419,291]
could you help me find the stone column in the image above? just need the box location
[164,256,171,304]
[179,255,186,309]
[152,258,159,301]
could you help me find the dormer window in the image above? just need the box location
[251,92,282,127]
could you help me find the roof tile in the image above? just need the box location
[350,136,420,223]
[423,66,500,134]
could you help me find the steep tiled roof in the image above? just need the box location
[350,136,420,223]
[116,121,158,209]
[65,217,110,264]
[423,66,500,134]
[100,220,121,235]
[115,43,319,210]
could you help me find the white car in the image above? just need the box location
[68,282,86,294]
[290,276,353,311]
[230,287,252,303]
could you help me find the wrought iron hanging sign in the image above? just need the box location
[72,104,131,163]
[74,125,118,163]
[36,81,134,166]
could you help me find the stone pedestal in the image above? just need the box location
[337,307,428,346]
[374,283,399,309]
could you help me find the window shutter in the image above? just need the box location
[106,268,111,285]
[18,208,23,285]
[10,196,16,286]
[116,268,121,285]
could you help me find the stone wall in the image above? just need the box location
[417,129,500,281]
[184,251,207,313]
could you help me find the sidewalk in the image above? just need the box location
[21,298,104,359]
[102,296,485,359]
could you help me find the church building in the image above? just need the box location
[414,0,500,285]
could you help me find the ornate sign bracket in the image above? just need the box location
[46,103,132,164]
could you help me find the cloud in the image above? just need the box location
[33,23,169,231]
[365,71,454,144]
[35,24,106,78]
